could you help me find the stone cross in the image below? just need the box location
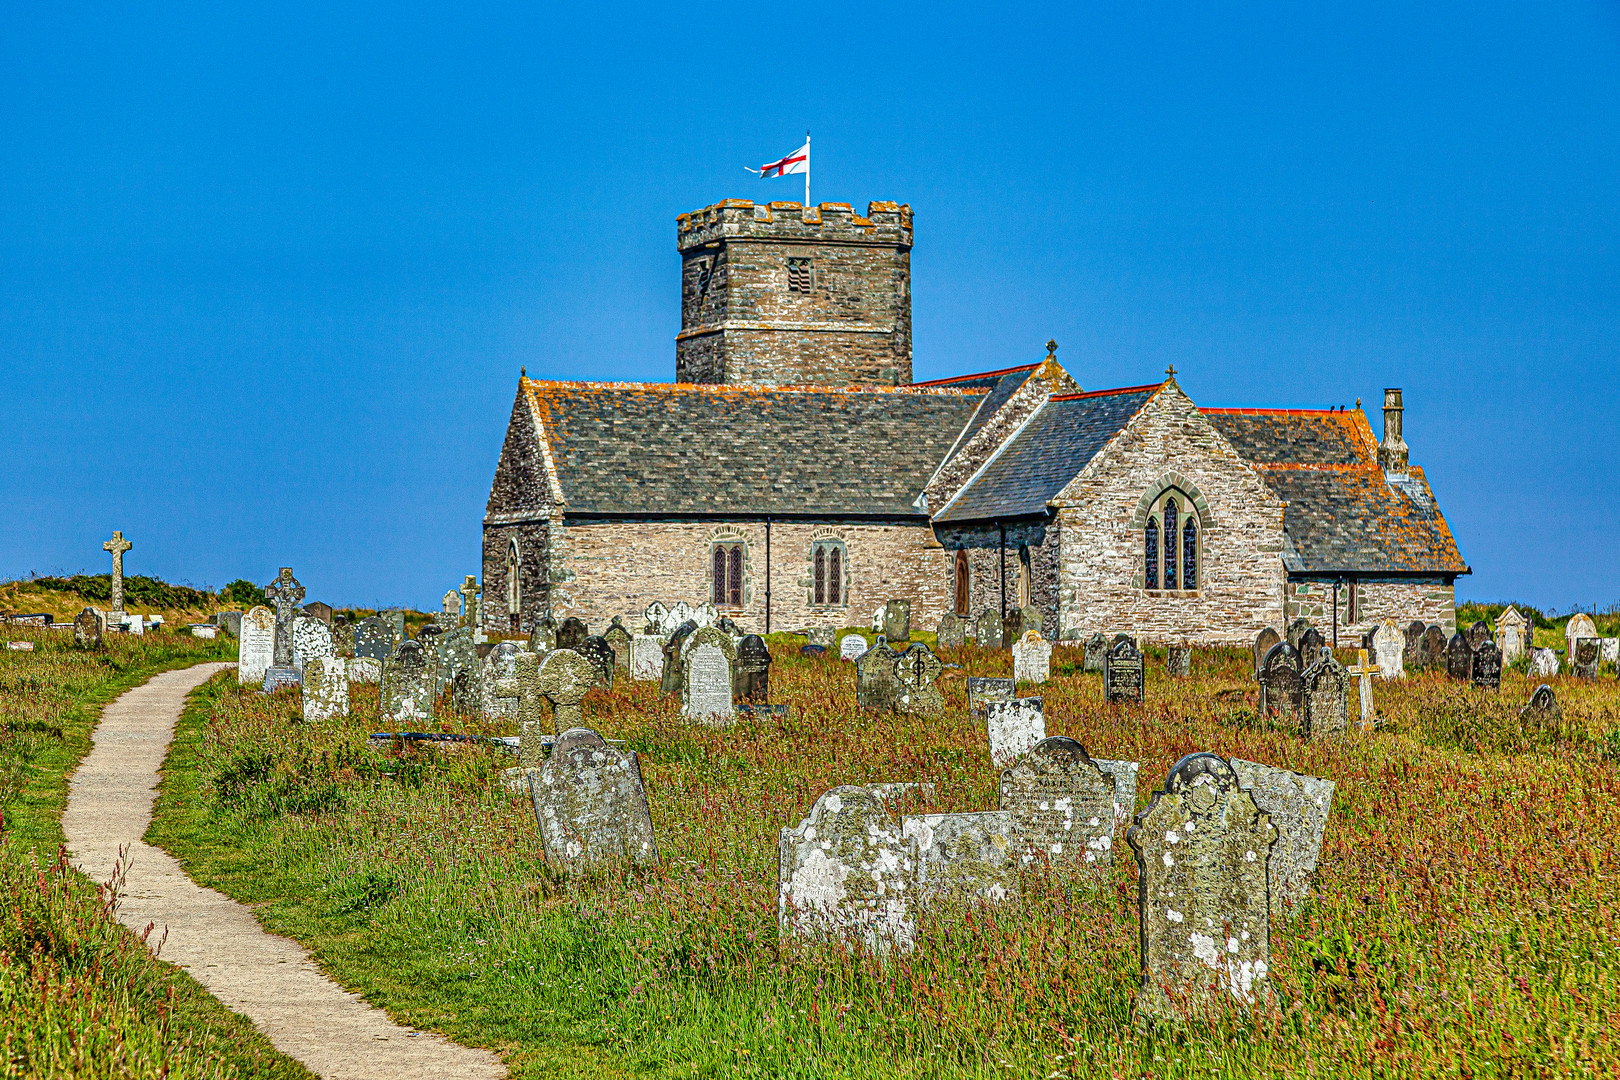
[494,651,547,766]
[538,649,597,733]
[461,575,481,631]
[1346,650,1379,731]
[101,531,132,612]
[264,568,305,668]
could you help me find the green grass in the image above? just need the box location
[0,624,314,1080]
[149,640,1620,1078]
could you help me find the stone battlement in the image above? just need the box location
[677,200,912,251]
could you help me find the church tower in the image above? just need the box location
[674,200,913,386]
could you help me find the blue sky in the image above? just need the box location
[2,2,1617,612]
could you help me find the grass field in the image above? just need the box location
[0,623,312,1080]
[146,637,1620,1078]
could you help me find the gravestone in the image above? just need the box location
[1520,684,1562,739]
[1566,614,1598,667]
[800,644,826,658]
[215,611,243,637]
[1347,651,1379,731]
[531,616,558,654]
[380,641,433,727]
[936,614,966,650]
[1103,636,1144,705]
[668,600,693,631]
[967,677,1016,718]
[435,627,480,712]
[802,626,835,647]
[440,589,463,627]
[460,575,481,636]
[528,727,658,870]
[1496,606,1528,666]
[73,608,103,649]
[238,606,275,686]
[262,667,301,693]
[1372,621,1405,679]
[1285,618,1312,653]
[381,609,406,646]
[882,600,911,643]
[1001,608,1026,650]
[1445,633,1473,680]
[1421,625,1447,669]
[1251,628,1281,678]
[302,656,350,722]
[1021,605,1043,640]
[779,786,915,952]
[603,619,632,674]
[349,656,381,684]
[577,636,616,689]
[838,634,868,661]
[733,635,771,703]
[101,530,133,616]
[1096,758,1141,829]
[1604,638,1620,666]
[1405,620,1428,666]
[999,737,1117,870]
[903,811,1017,909]
[659,620,697,696]
[1530,647,1559,678]
[643,601,669,635]
[1472,641,1503,690]
[1572,638,1601,679]
[985,697,1045,766]
[1302,647,1349,739]
[1296,627,1325,668]
[681,626,737,724]
[1127,754,1277,1021]
[291,616,334,674]
[480,641,523,719]
[855,637,902,713]
[871,605,884,633]
[629,634,662,680]
[1228,758,1334,914]
[302,601,333,626]
[894,642,945,717]
[539,649,597,733]
[557,617,589,651]
[691,603,718,630]
[975,609,1003,650]
[1083,632,1108,673]
[264,568,306,668]
[1166,645,1192,679]
[1012,630,1051,684]
[354,617,392,661]
[331,619,354,658]
[493,651,546,766]
[1466,621,1492,651]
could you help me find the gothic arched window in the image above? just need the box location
[1143,488,1202,592]
[1144,519,1159,590]
[727,545,743,606]
[829,546,842,605]
[810,540,846,607]
[506,540,521,631]
[1162,498,1178,590]
[954,550,970,616]
[712,545,739,606]
[1183,516,1199,591]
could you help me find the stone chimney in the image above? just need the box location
[1377,388,1409,472]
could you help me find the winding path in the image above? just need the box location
[64,662,506,1080]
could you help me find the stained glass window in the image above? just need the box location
[829,547,842,604]
[1163,499,1178,590]
[1145,518,1159,590]
[712,547,728,605]
[1183,517,1198,590]
[728,546,743,606]
[813,547,826,605]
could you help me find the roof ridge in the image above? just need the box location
[1050,382,1165,402]
[521,377,982,397]
[1199,406,1355,416]
[909,363,1041,387]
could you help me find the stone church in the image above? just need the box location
[483,198,1467,645]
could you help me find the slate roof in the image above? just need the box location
[1204,408,1467,575]
[934,385,1163,523]
[521,379,986,517]
[913,364,1042,463]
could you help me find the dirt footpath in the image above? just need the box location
[63,662,507,1080]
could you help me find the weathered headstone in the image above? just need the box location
[643,601,669,636]
[882,600,911,643]
[681,626,737,724]
[1472,640,1503,690]
[855,637,902,713]
[936,614,966,650]
[435,627,480,713]
[1603,638,1620,666]
[577,636,616,689]
[331,619,354,658]
[1000,608,1026,650]
[262,667,301,693]
[480,641,523,719]
[1166,644,1192,679]
[1095,758,1141,829]
[1012,629,1052,684]
[903,811,1017,909]
[871,605,884,633]
[302,601,334,626]
[691,603,719,630]
[73,608,103,649]
[1466,621,1492,651]
[733,634,771,703]
[1421,624,1447,669]
[1566,614,1597,668]
[1229,758,1334,914]
[1302,647,1349,739]
[539,649,597,732]
[531,616,558,654]
[528,727,658,870]
[494,651,546,766]
[302,656,350,721]
[1296,627,1325,667]
[291,616,334,674]
[439,589,463,627]
[1103,635,1144,705]
[354,616,392,661]
[237,606,274,686]
[557,617,589,651]
[1372,621,1405,679]
[215,611,243,637]
[1445,632,1473,680]
[976,609,1003,650]
[1530,647,1559,678]
[967,676,1015,718]
[893,642,945,717]
[779,786,915,952]
[1496,606,1528,666]
[985,697,1045,766]
[1572,638,1601,679]
[1285,618,1313,654]
[999,737,1118,870]
[349,656,381,684]
[1404,620,1428,666]
[1519,684,1562,738]
[629,634,662,681]
[1021,604,1042,640]
[380,641,433,726]
[264,568,306,668]
[659,620,697,696]
[1083,632,1108,673]
[1127,754,1277,1020]
[381,608,406,646]
[838,634,868,661]
[603,619,632,674]
[1252,628,1281,678]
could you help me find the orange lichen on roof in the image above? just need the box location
[911,363,1041,387]
[1202,407,1381,467]
[1051,382,1168,402]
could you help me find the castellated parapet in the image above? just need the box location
[674,200,913,387]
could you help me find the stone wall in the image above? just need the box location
[480,518,552,632]
[935,520,1062,639]
[675,200,912,387]
[1285,578,1457,641]
[1051,384,1288,645]
[482,384,559,632]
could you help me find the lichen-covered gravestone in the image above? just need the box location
[1084,632,1108,673]
[1472,640,1503,690]
[999,737,1118,870]
[1372,621,1405,679]
[238,606,275,686]
[1301,647,1349,739]
[1166,644,1192,679]
[603,619,632,674]
[855,637,902,713]
[349,656,381,683]
[882,600,911,643]
[1001,608,1026,650]
[434,627,479,711]
[292,616,334,675]
[1228,758,1334,915]
[1572,638,1601,679]
[1251,628,1281,679]
[894,642,944,717]
[1496,606,1528,666]
[1420,625,1446,670]
[838,634,868,662]
[479,641,522,719]
[557,617,589,651]
[903,811,1017,909]
[1529,647,1559,678]
[1566,613,1597,665]
[986,698,1045,766]
[967,676,1015,719]
[733,634,771,703]
[1446,633,1474,680]
[1095,758,1140,829]
[1012,630,1052,684]
[494,651,547,767]
[1295,627,1325,668]
[264,568,305,668]
[681,626,737,724]
[528,727,658,870]
[976,609,1003,650]
[1519,684,1562,739]
[354,617,392,661]
[1127,754,1277,1021]
[577,635,616,689]
[642,601,669,636]
[73,608,103,649]
[381,640,433,727]
[779,786,916,953]
[936,614,965,650]
[659,621,697,696]
[539,648,598,734]
[531,616,558,655]
[1104,636,1144,704]
[439,589,462,627]
[629,634,662,680]
[302,656,350,722]
[1466,621,1492,652]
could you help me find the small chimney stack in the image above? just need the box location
[1377,388,1409,472]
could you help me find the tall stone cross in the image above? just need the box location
[1347,649,1379,731]
[494,651,546,767]
[102,532,132,612]
[461,575,481,631]
[264,568,305,668]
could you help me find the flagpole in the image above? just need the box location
[805,131,811,208]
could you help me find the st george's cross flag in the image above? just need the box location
[756,140,809,177]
